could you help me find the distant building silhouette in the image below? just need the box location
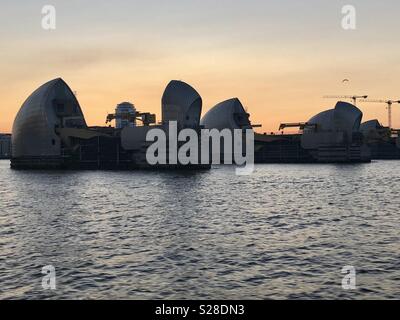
[0,134,11,159]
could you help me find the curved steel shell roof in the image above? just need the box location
[307,101,362,133]
[200,98,252,130]
[12,78,86,158]
[161,80,202,128]
[360,119,382,132]
[302,101,363,149]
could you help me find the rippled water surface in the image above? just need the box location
[1,159,400,299]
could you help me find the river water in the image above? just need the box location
[0,159,399,299]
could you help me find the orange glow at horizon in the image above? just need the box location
[1,1,400,133]
[2,66,399,134]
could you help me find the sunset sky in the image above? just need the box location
[1,0,400,133]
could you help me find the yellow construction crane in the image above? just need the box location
[359,99,400,129]
[323,95,368,106]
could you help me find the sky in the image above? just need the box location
[1,0,400,133]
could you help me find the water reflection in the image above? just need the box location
[0,160,399,299]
